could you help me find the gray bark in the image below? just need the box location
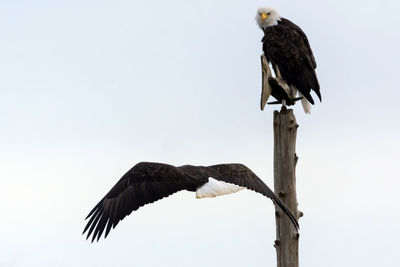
[273,107,302,267]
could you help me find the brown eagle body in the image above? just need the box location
[262,17,321,104]
[83,162,299,242]
[256,6,321,109]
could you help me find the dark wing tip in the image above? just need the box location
[82,199,110,242]
[304,93,314,105]
[272,198,299,230]
[207,163,299,230]
[316,90,322,102]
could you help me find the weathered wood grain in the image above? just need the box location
[273,107,301,267]
[261,55,273,110]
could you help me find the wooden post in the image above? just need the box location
[273,107,301,267]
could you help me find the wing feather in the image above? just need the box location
[83,162,204,241]
[206,164,299,229]
[84,162,298,242]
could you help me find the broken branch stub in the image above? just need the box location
[260,55,303,108]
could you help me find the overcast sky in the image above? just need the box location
[1,0,399,266]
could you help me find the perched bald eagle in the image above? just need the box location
[83,162,299,242]
[256,7,321,114]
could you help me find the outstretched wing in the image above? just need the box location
[83,162,205,242]
[206,163,299,229]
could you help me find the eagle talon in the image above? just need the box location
[267,96,303,106]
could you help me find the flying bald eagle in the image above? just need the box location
[83,162,299,242]
[256,7,321,114]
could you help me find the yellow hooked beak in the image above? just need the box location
[261,13,268,21]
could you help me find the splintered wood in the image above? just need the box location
[260,55,273,110]
[260,55,300,108]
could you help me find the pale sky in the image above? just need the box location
[1,0,399,266]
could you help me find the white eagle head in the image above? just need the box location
[256,7,280,29]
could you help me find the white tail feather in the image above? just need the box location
[196,178,244,198]
[299,92,311,114]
